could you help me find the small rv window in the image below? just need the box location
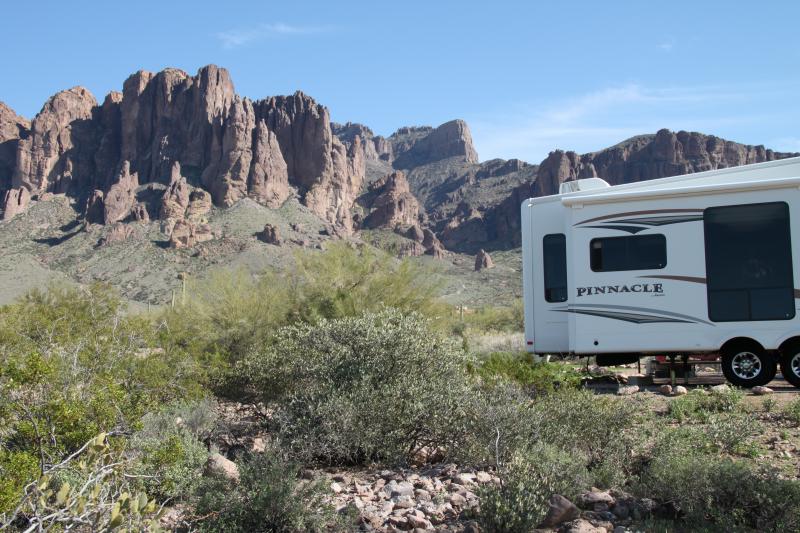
[590,234,667,272]
[704,202,794,322]
[543,233,567,302]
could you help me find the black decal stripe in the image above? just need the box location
[561,303,714,326]
[554,308,692,324]
[639,275,707,284]
[576,208,704,226]
[584,224,649,234]
[610,215,704,226]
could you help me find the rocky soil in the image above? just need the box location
[205,401,671,533]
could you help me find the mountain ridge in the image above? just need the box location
[0,63,797,307]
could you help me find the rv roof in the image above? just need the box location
[524,156,800,208]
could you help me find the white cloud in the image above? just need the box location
[216,23,332,49]
[467,82,789,163]
[658,40,674,52]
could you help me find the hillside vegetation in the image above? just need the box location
[2,244,800,532]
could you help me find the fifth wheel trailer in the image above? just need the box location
[521,156,800,388]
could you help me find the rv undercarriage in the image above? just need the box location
[584,343,800,389]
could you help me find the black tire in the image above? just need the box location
[721,345,776,387]
[780,348,800,388]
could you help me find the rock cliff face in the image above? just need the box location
[361,171,420,229]
[3,66,797,256]
[333,119,479,170]
[0,103,29,195]
[0,66,365,233]
[533,129,792,197]
[452,129,798,251]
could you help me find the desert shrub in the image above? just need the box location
[234,309,471,464]
[165,243,448,370]
[783,397,800,425]
[533,389,639,488]
[637,451,800,530]
[668,387,744,422]
[461,302,524,333]
[3,433,161,531]
[472,352,581,395]
[193,450,340,532]
[453,387,637,489]
[0,284,205,514]
[451,382,546,466]
[706,413,763,456]
[476,443,591,533]
[129,399,217,501]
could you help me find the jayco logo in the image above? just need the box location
[577,283,663,297]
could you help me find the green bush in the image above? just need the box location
[129,399,217,501]
[472,352,581,395]
[235,309,471,465]
[4,433,161,531]
[453,387,637,490]
[637,451,800,530]
[476,444,591,533]
[534,389,639,488]
[668,387,744,422]
[193,450,341,532]
[460,302,524,333]
[0,284,206,515]
[783,397,800,425]
[164,243,449,373]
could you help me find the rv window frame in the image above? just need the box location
[543,233,568,303]
[589,234,667,272]
[703,201,795,322]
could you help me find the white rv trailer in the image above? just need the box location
[521,156,800,388]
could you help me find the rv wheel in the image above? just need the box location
[779,349,800,388]
[721,346,776,387]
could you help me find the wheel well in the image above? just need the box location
[779,336,800,356]
[720,337,766,357]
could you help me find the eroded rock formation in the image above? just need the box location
[362,171,420,229]
[0,66,365,235]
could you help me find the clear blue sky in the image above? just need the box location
[3,0,799,163]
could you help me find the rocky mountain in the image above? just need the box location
[424,129,798,253]
[1,65,365,235]
[0,63,797,307]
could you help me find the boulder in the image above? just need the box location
[84,190,105,224]
[563,518,607,533]
[539,494,580,527]
[616,385,639,396]
[103,161,139,224]
[362,171,420,229]
[474,249,494,271]
[659,384,673,395]
[752,385,774,395]
[256,223,282,245]
[131,202,149,222]
[405,224,425,243]
[160,162,191,220]
[98,223,135,246]
[673,385,688,396]
[1,187,31,220]
[169,219,214,249]
[186,189,212,220]
[204,453,239,483]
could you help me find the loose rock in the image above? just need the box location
[539,494,580,527]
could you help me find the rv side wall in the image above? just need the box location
[564,185,800,355]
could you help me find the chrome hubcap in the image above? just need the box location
[731,351,762,380]
[791,353,800,378]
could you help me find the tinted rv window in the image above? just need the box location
[704,202,794,322]
[590,234,667,272]
[543,233,567,302]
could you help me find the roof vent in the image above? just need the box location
[559,178,611,194]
